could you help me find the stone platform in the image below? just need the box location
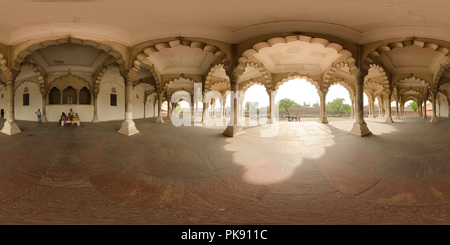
[0,116,449,225]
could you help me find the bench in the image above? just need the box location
[61,119,80,126]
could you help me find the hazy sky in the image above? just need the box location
[179,78,415,109]
[242,78,362,108]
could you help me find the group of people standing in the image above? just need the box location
[60,109,79,126]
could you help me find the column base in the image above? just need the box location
[385,116,394,123]
[320,116,328,124]
[350,121,371,137]
[42,116,48,122]
[92,115,100,123]
[430,116,439,123]
[1,120,21,135]
[155,116,164,124]
[223,125,245,137]
[118,120,139,136]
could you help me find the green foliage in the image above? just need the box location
[342,103,351,114]
[174,103,182,115]
[277,98,300,116]
[326,98,346,114]
[408,101,418,113]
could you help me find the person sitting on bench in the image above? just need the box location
[60,112,67,126]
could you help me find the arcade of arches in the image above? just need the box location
[3,1,450,226]
[1,33,450,136]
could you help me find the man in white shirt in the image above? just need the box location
[35,109,42,124]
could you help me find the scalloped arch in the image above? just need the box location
[240,80,267,93]
[323,62,358,84]
[165,76,197,90]
[0,52,7,75]
[434,63,450,92]
[437,89,449,101]
[14,37,127,72]
[19,63,45,93]
[241,34,353,68]
[403,95,421,104]
[94,63,120,94]
[367,64,390,87]
[328,80,355,101]
[365,40,450,65]
[134,39,230,75]
[239,62,272,86]
[275,75,321,96]
[203,90,223,104]
[170,89,193,103]
[397,76,430,88]
[204,63,229,92]
[49,74,91,91]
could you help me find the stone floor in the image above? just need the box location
[0,115,449,225]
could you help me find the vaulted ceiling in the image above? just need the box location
[1,0,450,46]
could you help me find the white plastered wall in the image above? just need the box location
[97,70,125,121]
[14,81,42,121]
[47,105,94,122]
[132,85,145,119]
[0,87,7,119]
[437,92,449,117]
[145,94,156,118]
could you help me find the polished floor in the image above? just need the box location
[0,115,449,225]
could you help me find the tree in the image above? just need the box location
[342,104,351,115]
[408,101,418,114]
[174,103,182,116]
[245,101,259,116]
[312,101,320,108]
[302,101,311,107]
[277,98,300,117]
[326,98,346,114]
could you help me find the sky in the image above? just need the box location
[180,78,374,109]
[241,78,367,108]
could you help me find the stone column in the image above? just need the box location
[371,99,375,118]
[143,95,147,119]
[190,97,195,122]
[350,72,371,136]
[400,101,404,117]
[167,95,172,120]
[385,92,394,123]
[155,91,164,123]
[267,89,274,124]
[210,98,216,119]
[351,100,355,119]
[423,101,428,119]
[202,101,209,123]
[223,69,245,137]
[430,93,439,122]
[396,99,400,119]
[320,90,328,123]
[40,89,48,122]
[118,73,139,136]
[1,71,21,135]
[418,103,422,117]
[447,98,450,118]
[92,90,100,122]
